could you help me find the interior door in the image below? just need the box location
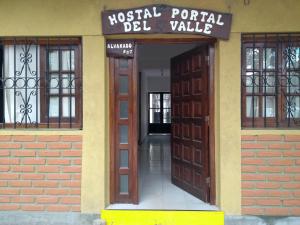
[109,55,138,204]
[171,46,210,202]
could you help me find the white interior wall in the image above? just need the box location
[138,44,197,142]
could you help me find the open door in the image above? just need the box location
[171,46,210,202]
[109,55,138,204]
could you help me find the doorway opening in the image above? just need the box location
[108,39,216,210]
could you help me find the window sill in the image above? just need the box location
[241,129,300,135]
[0,129,83,135]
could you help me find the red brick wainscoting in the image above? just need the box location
[241,135,300,216]
[0,135,82,212]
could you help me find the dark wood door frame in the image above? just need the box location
[109,56,138,204]
[108,38,216,205]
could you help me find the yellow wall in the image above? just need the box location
[81,36,107,211]
[0,0,300,215]
[217,33,241,214]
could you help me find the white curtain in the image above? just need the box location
[4,44,40,124]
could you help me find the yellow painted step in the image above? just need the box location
[101,210,224,225]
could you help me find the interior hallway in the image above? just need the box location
[107,135,218,210]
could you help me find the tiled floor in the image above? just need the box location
[107,135,218,210]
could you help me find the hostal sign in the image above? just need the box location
[102,4,232,40]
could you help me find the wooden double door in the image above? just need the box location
[109,42,212,205]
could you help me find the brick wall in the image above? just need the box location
[0,135,82,212]
[241,134,300,216]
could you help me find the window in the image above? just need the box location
[149,92,171,124]
[0,38,82,128]
[241,34,300,128]
[148,92,171,134]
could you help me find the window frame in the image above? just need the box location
[0,37,82,129]
[40,44,82,128]
[241,34,300,128]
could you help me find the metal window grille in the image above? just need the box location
[0,37,82,129]
[241,33,300,128]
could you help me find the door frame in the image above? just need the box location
[109,55,138,204]
[108,37,216,205]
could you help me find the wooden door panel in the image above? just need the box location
[193,147,202,166]
[172,82,181,97]
[182,145,192,163]
[182,123,191,140]
[173,143,181,160]
[193,124,202,141]
[182,80,191,96]
[183,165,192,183]
[171,46,210,202]
[193,101,202,117]
[172,123,181,138]
[194,172,203,189]
[109,56,138,204]
[192,53,202,70]
[192,78,203,95]
[172,103,181,117]
[173,162,181,179]
[182,102,191,118]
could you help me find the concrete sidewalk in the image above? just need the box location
[0,212,98,225]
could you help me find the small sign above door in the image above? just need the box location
[102,4,232,40]
[106,40,135,58]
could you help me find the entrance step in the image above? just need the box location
[101,210,224,225]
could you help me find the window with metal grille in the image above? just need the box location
[241,33,300,128]
[0,38,82,129]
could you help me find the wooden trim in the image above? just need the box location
[0,46,3,124]
[138,72,142,144]
[109,57,116,203]
[208,44,216,205]
[77,44,83,128]
[135,38,217,44]
[40,44,82,126]
[241,35,300,43]
[131,44,138,204]
[1,38,81,45]
[0,123,82,129]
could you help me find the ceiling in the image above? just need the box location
[138,43,198,74]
